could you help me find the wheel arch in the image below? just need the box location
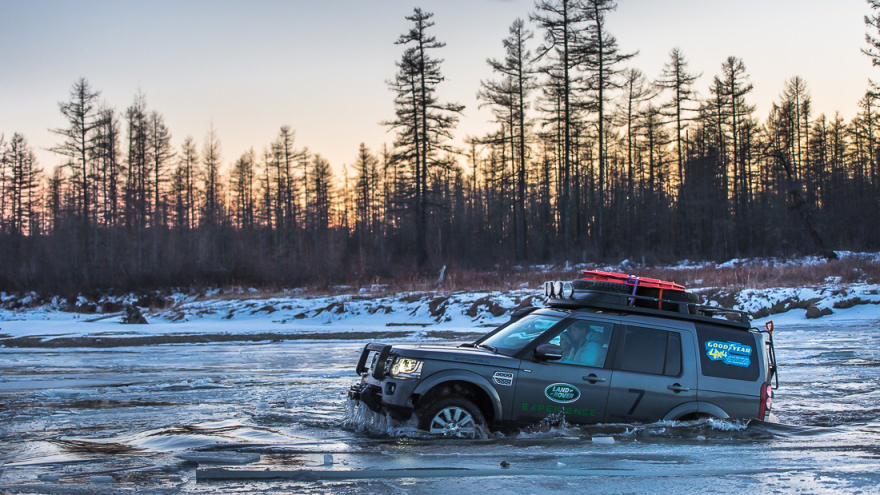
[412,370,503,424]
[663,401,730,421]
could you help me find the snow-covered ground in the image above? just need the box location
[0,289,537,343]
[0,284,878,343]
[2,252,879,344]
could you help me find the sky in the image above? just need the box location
[0,0,876,177]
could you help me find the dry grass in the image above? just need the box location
[400,258,878,294]
[201,257,880,298]
[636,258,880,290]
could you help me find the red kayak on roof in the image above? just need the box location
[582,270,686,292]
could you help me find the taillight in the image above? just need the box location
[758,383,773,420]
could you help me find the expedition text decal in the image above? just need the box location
[521,402,596,417]
[705,341,752,367]
[544,383,580,403]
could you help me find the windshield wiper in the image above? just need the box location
[478,343,498,353]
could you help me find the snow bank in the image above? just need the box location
[1,252,878,343]
[0,289,543,342]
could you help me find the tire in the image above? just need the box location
[570,279,632,293]
[417,396,486,438]
[637,287,702,306]
[660,289,702,304]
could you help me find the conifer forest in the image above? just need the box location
[3,1,880,293]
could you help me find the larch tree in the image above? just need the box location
[93,108,121,227]
[309,154,333,234]
[387,8,463,268]
[615,68,653,245]
[175,136,199,229]
[580,0,635,252]
[230,149,256,230]
[147,110,174,228]
[51,78,101,259]
[531,0,591,254]
[6,133,42,236]
[480,18,536,260]
[655,47,701,188]
[202,125,223,226]
[715,56,754,216]
[863,0,880,67]
[353,143,380,240]
[779,76,811,180]
[855,90,879,183]
[273,126,299,233]
[0,134,7,229]
[125,93,149,230]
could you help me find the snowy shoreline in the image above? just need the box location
[2,281,879,347]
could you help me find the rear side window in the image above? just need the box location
[696,323,759,381]
[614,326,682,377]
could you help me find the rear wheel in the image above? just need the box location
[417,397,486,438]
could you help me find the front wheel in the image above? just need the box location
[417,397,486,438]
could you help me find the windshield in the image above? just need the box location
[479,314,562,354]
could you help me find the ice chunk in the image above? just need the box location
[592,436,615,444]
[176,452,261,465]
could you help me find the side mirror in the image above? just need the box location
[535,343,563,361]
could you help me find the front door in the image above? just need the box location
[513,319,615,425]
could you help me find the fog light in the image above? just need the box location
[562,282,574,298]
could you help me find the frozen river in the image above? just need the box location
[1,321,879,494]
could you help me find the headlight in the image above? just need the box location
[389,357,423,379]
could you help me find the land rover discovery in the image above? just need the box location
[348,273,778,437]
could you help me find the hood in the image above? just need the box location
[390,344,519,368]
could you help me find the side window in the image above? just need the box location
[696,323,759,381]
[665,332,682,376]
[554,320,614,368]
[614,326,682,377]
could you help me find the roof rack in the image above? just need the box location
[543,280,752,330]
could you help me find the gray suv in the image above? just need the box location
[349,278,778,437]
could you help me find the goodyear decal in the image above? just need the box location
[544,383,580,403]
[705,340,752,367]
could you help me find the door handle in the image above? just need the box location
[667,383,690,392]
[583,374,606,383]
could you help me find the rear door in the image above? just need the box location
[695,324,763,418]
[605,325,697,423]
[513,319,615,425]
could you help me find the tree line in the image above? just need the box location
[2,0,879,294]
